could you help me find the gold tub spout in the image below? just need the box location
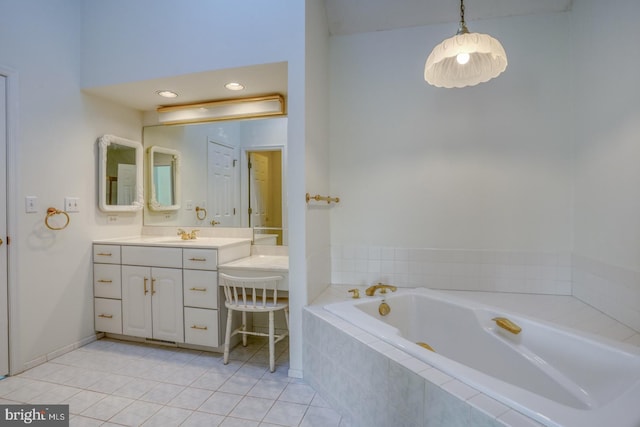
[493,317,522,335]
[365,283,398,296]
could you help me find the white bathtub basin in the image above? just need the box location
[324,288,640,427]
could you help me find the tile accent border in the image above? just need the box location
[332,246,572,295]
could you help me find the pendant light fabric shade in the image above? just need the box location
[425,32,507,88]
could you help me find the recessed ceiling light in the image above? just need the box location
[156,90,178,98]
[224,82,245,91]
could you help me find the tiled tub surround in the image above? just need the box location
[331,246,572,296]
[573,254,640,332]
[332,245,640,337]
[304,287,640,427]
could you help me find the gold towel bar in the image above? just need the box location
[306,193,340,204]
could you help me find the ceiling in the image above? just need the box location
[325,0,572,36]
[83,1,571,112]
[82,62,288,113]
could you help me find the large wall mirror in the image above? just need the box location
[98,134,144,212]
[143,117,287,245]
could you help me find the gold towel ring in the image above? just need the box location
[45,207,70,230]
[195,206,207,220]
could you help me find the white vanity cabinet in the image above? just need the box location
[92,237,251,349]
[182,249,220,347]
[120,246,184,343]
[93,245,123,334]
[121,265,184,342]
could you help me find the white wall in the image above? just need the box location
[304,0,331,304]
[328,12,575,292]
[329,12,573,252]
[570,0,640,330]
[0,0,143,373]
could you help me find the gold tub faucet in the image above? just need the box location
[365,283,398,296]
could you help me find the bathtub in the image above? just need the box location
[324,288,640,427]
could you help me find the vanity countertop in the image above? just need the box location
[218,255,289,272]
[93,235,252,249]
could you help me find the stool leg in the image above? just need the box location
[269,311,275,372]
[242,311,247,347]
[223,308,233,365]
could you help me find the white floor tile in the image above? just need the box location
[198,391,243,416]
[278,383,316,405]
[81,394,134,421]
[142,405,192,426]
[262,400,308,427]
[247,379,287,400]
[300,405,342,427]
[182,410,225,427]
[219,374,259,395]
[167,386,213,410]
[139,382,185,405]
[109,400,162,426]
[228,395,275,421]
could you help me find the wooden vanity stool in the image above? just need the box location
[219,273,289,372]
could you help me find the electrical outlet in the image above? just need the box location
[25,196,38,213]
[107,215,118,223]
[64,197,80,212]
[185,200,194,210]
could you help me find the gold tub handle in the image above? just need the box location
[416,342,436,352]
[493,317,522,335]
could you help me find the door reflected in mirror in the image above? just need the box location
[248,150,282,245]
[142,117,287,245]
[98,134,144,212]
[148,146,181,211]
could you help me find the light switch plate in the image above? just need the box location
[25,196,38,213]
[64,197,80,212]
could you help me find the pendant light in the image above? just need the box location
[424,0,507,88]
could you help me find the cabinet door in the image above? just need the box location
[151,267,184,342]
[122,265,152,338]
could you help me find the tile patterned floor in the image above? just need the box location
[0,291,637,427]
[0,337,345,427]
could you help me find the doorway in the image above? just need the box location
[0,72,9,375]
[247,150,283,245]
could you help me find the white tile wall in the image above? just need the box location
[332,245,572,295]
[573,254,640,332]
[303,307,532,427]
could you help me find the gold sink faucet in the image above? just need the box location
[365,283,398,296]
[177,229,198,240]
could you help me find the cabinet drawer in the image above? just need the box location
[93,244,121,264]
[184,307,219,347]
[183,270,218,309]
[94,298,122,334]
[121,246,182,268]
[183,249,217,270]
[94,264,122,299]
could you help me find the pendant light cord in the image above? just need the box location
[457,0,469,34]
